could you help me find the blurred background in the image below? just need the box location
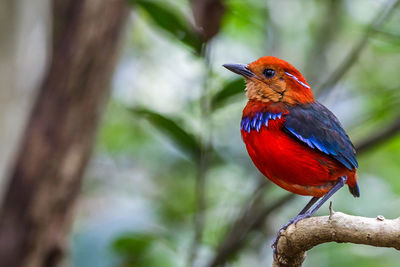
[1,0,400,266]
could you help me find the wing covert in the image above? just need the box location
[283,102,358,170]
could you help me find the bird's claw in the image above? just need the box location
[271,213,311,254]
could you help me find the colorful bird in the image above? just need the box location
[223,56,359,251]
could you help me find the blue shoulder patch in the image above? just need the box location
[284,102,358,170]
[241,111,282,133]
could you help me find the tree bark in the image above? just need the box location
[273,210,400,267]
[0,0,128,266]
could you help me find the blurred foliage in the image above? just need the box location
[97,102,149,154]
[211,78,245,111]
[71,0,400,267]
[112,233,174,267]
[130,0,203,54]
[221,0,270,44]
[129,107,201,162]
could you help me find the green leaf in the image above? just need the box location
[129,107,201,162]
[112,233,155,256]
[112,232,174,267]
[131,0,203,54]
[211,78,245,110]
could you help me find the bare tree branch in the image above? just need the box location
[355,117,400,154]
[316,0,400,96]
[187,44,212,267]
[273,211,400,267]
[187,2,227,265]
[372,28,400,41]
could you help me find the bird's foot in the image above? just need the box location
[271,213,311,254]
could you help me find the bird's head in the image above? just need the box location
[223,56,315,105]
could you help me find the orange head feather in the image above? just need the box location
[223,56,315,105]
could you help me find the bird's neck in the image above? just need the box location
[242,100,289,118]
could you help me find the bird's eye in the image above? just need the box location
[263,69,275,78]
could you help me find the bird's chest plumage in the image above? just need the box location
[240,104,352,197]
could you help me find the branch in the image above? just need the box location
[186,45,212,267]
[273,210,400,267]
[372,28,400,41]
[316,0,400,96]
[355,117,400,154]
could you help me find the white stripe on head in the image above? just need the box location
[284,72,310,89]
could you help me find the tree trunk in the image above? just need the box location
[0,0,128,266]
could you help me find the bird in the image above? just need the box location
[223,56,359,252]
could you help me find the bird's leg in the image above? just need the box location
[272,176,348,253]
[298,196,320,215]
[274,196,319,236]
[300,175,347,218]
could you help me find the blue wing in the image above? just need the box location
[283,102,358,170]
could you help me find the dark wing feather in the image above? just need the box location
[283,102,358,170]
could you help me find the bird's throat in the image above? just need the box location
[245,82,283,103]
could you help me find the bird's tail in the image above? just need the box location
[348,173,360,198]
[348,183,360,198]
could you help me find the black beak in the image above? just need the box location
[223,63,254,78]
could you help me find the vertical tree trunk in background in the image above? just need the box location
[0,0,128,266]
[0,0,50,200]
